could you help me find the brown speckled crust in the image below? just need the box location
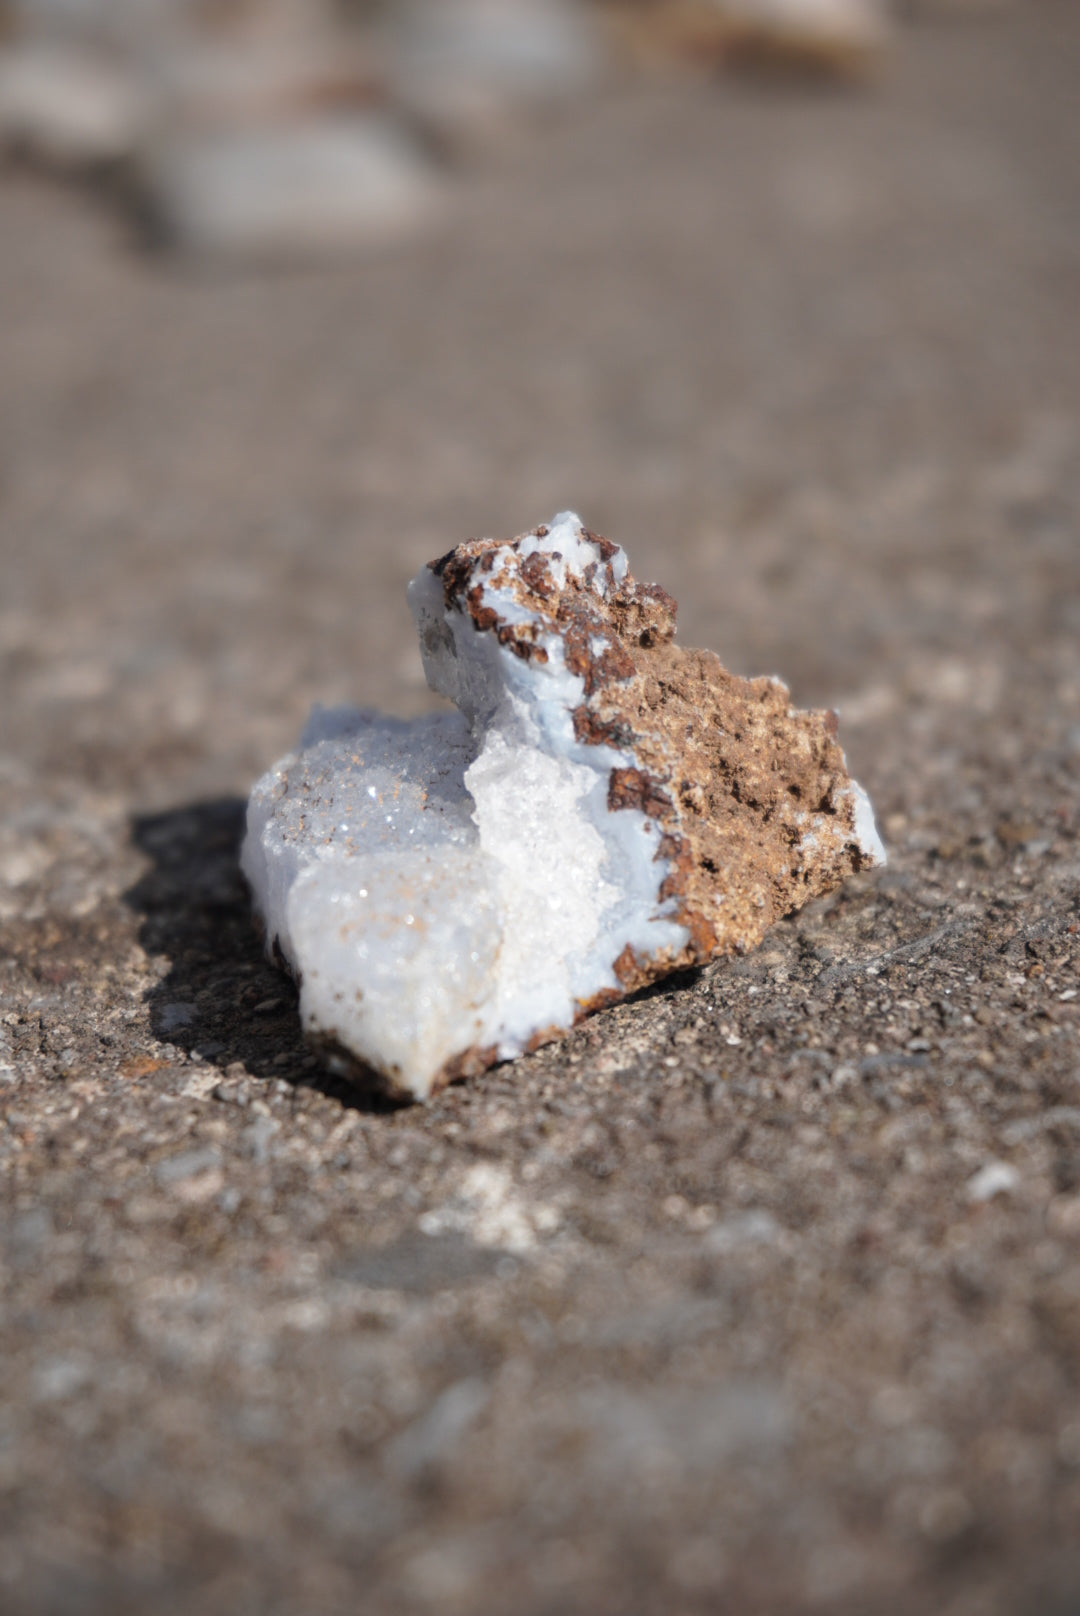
[573,987,624,1021]
[305,1032,416,1106]
[430,1043,502,1093]
[434,520,877,1022]
[309,1030,502,1102]
[524,1024,568,1053]
[594,641,874,966]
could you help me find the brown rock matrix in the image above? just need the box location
[427,516,886,1006]
[245,512,885,1100]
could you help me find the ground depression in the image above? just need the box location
[242,512,885,1099]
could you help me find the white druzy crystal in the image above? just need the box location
[243,511,883,1100]
[242,514,687,1099]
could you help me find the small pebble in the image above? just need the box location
[966,1160,1019,1203]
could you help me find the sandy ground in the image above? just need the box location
[2,6,1080,1612]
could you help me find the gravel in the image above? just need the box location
[2,5,1080,1612]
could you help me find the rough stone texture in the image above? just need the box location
[247,518,880,1099]
[433,518,882,980]
[2,5,1080,1613]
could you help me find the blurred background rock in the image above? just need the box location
[0,0,1016,261]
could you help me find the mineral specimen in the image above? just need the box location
[243,513,884,1100]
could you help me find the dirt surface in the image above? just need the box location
[2,7,1080,1613]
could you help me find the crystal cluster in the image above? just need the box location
[243,513,884,1100]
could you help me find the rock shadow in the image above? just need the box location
[124,799,396,1113]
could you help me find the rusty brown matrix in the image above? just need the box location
[427,515,885,999]
[245,513,885,1100]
